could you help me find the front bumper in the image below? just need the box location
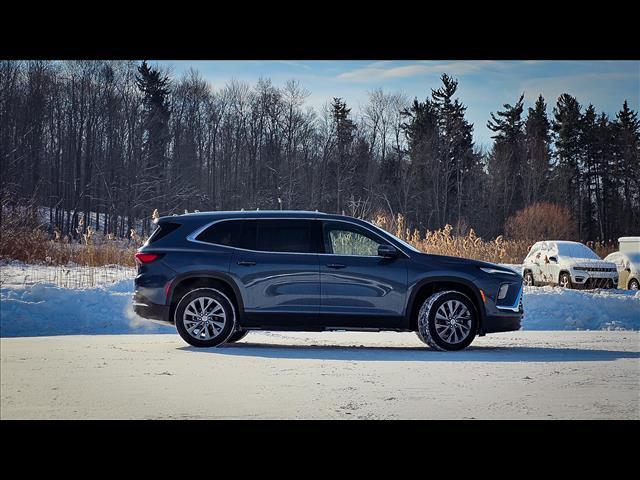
[482,281,523,334]
[483,313,522,333]
[570,272,617,289]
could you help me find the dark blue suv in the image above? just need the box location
[133,211,523,351]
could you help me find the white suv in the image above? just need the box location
[522,240,618,289]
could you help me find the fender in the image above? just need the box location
[166,270,246,317]
[404,275,487,329]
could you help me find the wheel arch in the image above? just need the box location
[522,268,534,286]
[558,270,571,284]
[406,277,486,333]
[167,272,244,325]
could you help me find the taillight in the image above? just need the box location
[135,252,162,264]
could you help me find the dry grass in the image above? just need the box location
[371,213,532,264]
[1,206,142,267]
[0,206,619,269]
[370,213,617,264]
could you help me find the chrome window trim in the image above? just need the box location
[186,216,411,258]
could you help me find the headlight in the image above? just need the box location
[479,267,518,276]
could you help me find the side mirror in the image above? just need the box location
[549,256,558,263]
[378,244,399,258]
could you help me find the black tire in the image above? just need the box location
[559,272,572,289]
[523,271,535,287]
[416,290,479,351]
[629,278,639,291]
[174,288,236,348]
[225,330,249,343]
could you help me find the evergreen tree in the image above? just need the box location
[594,113,614,240]
[400,97,441,228]
[552,93,583,237]
[580,104,600,240]
[330,98,357,212]
[486,94,526,235]
[135,61,171,217]
[613,100,640,235]
[431,74,478,228]
[523,95,552,206]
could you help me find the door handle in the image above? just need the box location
[326,263,346,269]
[237,260,256,266]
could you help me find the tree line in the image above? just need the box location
[1,60,638,241]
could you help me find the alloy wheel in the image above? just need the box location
[434,299,472,344]
[182,296,226,341]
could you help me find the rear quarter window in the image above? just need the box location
[195,220,243,247]
[146,222,180,245]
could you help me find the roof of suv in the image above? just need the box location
[157,210,376,225]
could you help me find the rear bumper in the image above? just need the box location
[132,292,173,325]
[133,302,172,324]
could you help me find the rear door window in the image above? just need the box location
[256,219,315,253]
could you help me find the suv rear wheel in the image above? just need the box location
[416,290,478,351]
[175,288,236,347]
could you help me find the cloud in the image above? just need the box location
[519,71,640,109]
[337,61,504,82]
[277,60,312,70]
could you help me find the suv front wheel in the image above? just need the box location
[225,330,249,343]
[175,288,236,347]
[416,290,478,351]
[559,272,572,289]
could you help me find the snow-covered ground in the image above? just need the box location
[1,264,638,420]
[1,263,638,337]
[1,331,638,419]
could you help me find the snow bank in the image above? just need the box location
[0,280,173,337]
[522,286,640,331]
[1,277,639,337]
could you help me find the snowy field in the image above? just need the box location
[1,263,638,419]
[1,331,638,419]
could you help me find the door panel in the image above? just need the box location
[545,243,561,284]
[229,219,320,325]
[320,256,407,319]
[319,221,407,327]
[531,245,548,284]
[230,250,320,322]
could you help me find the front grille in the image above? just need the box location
[584,278,615,289]
[574,267,616,272]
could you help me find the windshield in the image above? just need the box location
[626,253,640,265]
[363,220,422,254]
[556,242,601,260]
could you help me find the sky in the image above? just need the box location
[158,60,640,150]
